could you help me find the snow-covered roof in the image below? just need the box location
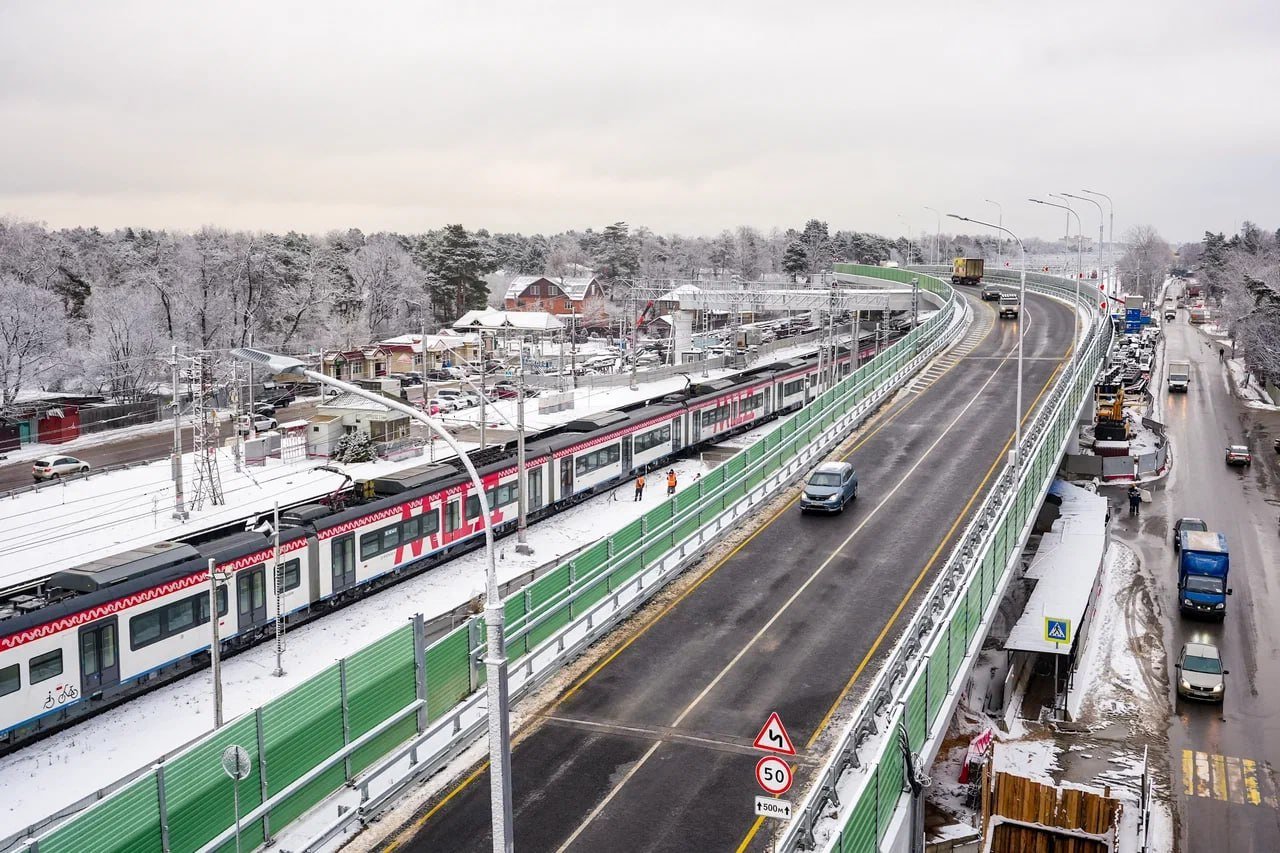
[374,333,480,354]
[453,309,565,332]
[1005,481,1109,655]
[503,276,599,303]
[317,393,397,413]
[657,283,704,302]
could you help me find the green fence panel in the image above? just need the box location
[613,553,644,584]
[165,714,264,853]
[926,651,948,723]
[674,485,701,513]
[701,466,726,490]
[874,736,904,841]
[964,583,983,644]
[257,666,344,838]
[673,511,700,546]
[644,501,673,528]
[37,773,160,853]
[573,571,612,614]
[611,518,644,559]
[345,624,417,774]
[643,503,674,553]
[527,564,573,649]
[425,626,472,721]
[842,784,879,853]
[723,455,746,481]
[906,676,927,752]
[504,592,529,659]
[948,615,966,677]
[573,539,609,578]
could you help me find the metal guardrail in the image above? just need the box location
[777,270,1111,851]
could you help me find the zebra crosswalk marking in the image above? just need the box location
[1182,749,1274,807]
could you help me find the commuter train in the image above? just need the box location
[0,344,881,751]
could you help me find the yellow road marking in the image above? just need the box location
[1182,749,1194,796]
[383,763,489,852]
[1243,758,1263,805]
[1212,753,1229,802]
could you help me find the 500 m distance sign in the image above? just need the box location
[755,755,793,796]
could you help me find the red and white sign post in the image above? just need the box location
[752,711,796,756]
[755,755,793,796]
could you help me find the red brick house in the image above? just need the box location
[502,276,605,315]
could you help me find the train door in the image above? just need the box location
[692,409,702,443]
[237,566,268,631]
[671,418,681,453]
[331,534,356,593]
[776,383,784,411]
[559,457,573,499]
[621,436,633,473]
[79,618,120,696]
[527,467,543,510]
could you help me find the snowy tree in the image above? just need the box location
[1116,226,1173,300]
[781,241,808,281]
[594,222,640,295]
[0,278,68,405]
[800,219,833,278]
[347,233,420,339]
[331,431,378,462]
[418,225,494,323]
[81,285,166,401]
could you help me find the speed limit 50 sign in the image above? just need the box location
[755,755,793,796]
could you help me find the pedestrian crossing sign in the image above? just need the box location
[1044,617,1071,644]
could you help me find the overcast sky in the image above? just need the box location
[1,0,1277,244]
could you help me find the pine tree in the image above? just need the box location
[782,241,809,281]
[420,224,495,322]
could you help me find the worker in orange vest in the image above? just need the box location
[634,474,645,501]
[666,469,677,495]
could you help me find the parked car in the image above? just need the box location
[237,414,278,434]
[799,461,858,513]
[425,370,454,382]
[252,402,277,418]
[489,384,520,399]
[1173,517,1208,551]
[1224,444,1252,466]
[1175,641,1227,702]
[981,284,1003,301]
[32,455,90,481]
[429,395,464,412]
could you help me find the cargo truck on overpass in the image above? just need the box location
[1168,361,1191,392]
[1178,530,1231,619]
[951,257,984,286]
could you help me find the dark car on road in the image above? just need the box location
[1225,444,1252,466]
[1173,517,1208,551]
[981,284,1002,301]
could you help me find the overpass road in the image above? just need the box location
[382,289,1077,853]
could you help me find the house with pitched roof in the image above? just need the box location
[502,276,605,315]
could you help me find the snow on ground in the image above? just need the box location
[0,444,454,590]
[0,418,183,466]
[0,410,790,839]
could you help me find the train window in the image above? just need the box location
[0,663,18,697]
[360,532,380,560]
[784,379,804,396]
[466,494,482,519]
[131,610,163,649]
[575,443,622,477]
[419,509,440,536]
[634,425,672,454]
[281,559,301,592]
[29,649,63,684]
[167,599,196,634]
[495,482,519,506]
[382,525,401,550]
[402,516,421,541]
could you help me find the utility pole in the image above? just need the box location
[515,344,532,555]
[628,287,640,391]
[570,305,578,389]
[478,334,487,452]
[231,360,242,474]
[208,558,224,727]
[170,346,188,520]
[853,309,862,370]
[271,501,285,677]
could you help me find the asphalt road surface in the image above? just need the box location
[383,291,1077,852]
[1116,308,1280,851]
[0,400,318,492]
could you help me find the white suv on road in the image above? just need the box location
[32,455,90,481]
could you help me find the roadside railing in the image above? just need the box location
[776,270,1110,851]
[9,267,964,853]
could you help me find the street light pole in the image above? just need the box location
[1082,190,1114,294]
[984,199,1003,268]
[208,557,224,728]
[948,214,1026,462]
[924,207,941,266]
[1063,192,1105,292]
[1031,198,1084,358]
[1048,193,1074,240]
[515,337,532,555]
[230,347,514,853]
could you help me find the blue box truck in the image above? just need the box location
[1178,530,1231,618]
